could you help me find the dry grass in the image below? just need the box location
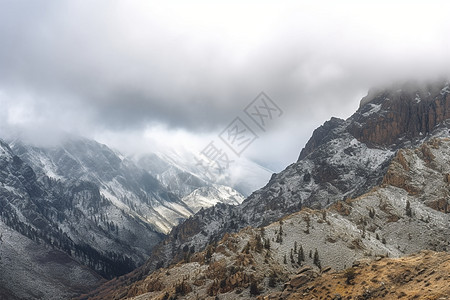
[277,250,450,300]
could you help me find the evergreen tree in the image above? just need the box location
[406,200,412,217]
[297,245,305,264]
[313,249,321,269]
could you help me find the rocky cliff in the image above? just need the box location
[349,80,450,147]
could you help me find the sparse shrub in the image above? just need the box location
[174,280,192,296]
[264,238,271,250]
[205,245,213,263]
[255,234,263,252]
[344,268,356,284]
[250,281,260,296]
[268,272,277,287]
[368,208,375,219]
[242,242,251,254]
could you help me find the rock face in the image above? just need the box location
[349,80,450,147]
[301,80,450,159]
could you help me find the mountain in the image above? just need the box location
[0,136,247,299]
[10,137,194,234]
[181,184,243,213]
[84,136,450,299]
[0,217,103,300]
[136,148,273,197]
[145,81,449,267]
[82,79,450,299]
[0,138,163,278]
[136,152,245,212]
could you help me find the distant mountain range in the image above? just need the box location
[0,135,269,299]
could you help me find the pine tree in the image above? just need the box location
[268,272,277,287]
[283,254,287,264]
[205,246,213,262]
[313,249,321,269]
[264,238,271,250]
[406,200,412,217]
[297,245,305,264]
[255,234,263,252]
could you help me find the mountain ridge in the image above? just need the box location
[84,137,450,299]
[81,80,450,299]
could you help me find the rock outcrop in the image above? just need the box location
[349,80,450,147]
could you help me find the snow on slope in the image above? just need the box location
[9,137,250,235]
[141,147,273,197]
[104,139,450,300]
[182,184,244,213]
[0,219,102,300]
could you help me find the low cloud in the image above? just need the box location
[1,0,450,169]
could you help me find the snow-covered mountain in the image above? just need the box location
[9,137,248,234]
[137,147,273,197]
[87,80,450,297]
[0,139,164,278]
[88,136,450,300]
[182,184,244,213]
[0,136,248,299]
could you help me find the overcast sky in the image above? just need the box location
[1,0,450,171]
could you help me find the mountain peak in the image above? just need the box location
[358,79,450,109]
[350,80,450,147]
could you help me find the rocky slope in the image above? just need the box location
[1,139,163,278]
[265,250,450,300]
[0,219,103,300]
[10,137,194,234]
[81,137,450,300]
[81,80,450,299]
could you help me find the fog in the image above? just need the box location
[1,0,449,170]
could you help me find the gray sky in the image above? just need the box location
[1,0,450,171]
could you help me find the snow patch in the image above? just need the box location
[440,85,450,96]
[414,93,421,103]
[362,103,382,117]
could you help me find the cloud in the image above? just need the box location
[1,0,450,169]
